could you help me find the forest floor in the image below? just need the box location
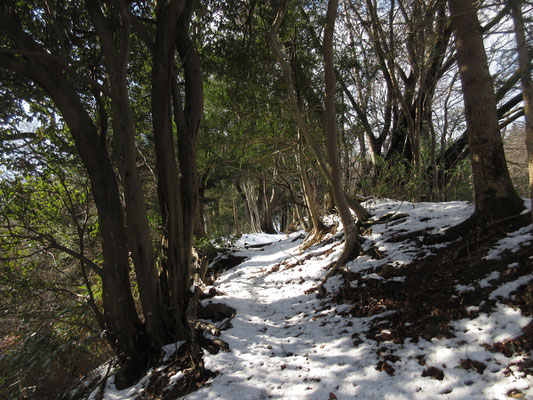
[76,198,533,400]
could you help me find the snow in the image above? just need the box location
[161,341,185,363]
[235,233,288,248]
[353,199,475,272]
[95,199,533,400]
[89,374,151,400]
[485,225,533,260]
[490,276,533,300]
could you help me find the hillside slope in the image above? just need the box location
[77,199,533,400]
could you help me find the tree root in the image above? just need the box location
[198,302,236,322]
[269,242,342,274]
[300,225,334,251]
[425,211,530,245]
[196,333,230,355]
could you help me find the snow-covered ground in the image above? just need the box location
[91,199,533,400]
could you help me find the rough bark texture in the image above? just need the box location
[297,130,327,238]
[260,177,278,234]
[324,0,360,263]
[235,181,262,233]
[1,0,204,386]
[448,0,524,224]
[152,0,192,343]
[509,0,533,223]
[85,0,166,351]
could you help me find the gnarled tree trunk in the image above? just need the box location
[0,9,145,375]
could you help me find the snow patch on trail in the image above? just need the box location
[235,233,288,248]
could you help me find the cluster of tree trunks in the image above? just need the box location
[0,0,203,385]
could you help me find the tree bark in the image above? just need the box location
[233,194,241,236]
[85,0,166,351]
[297,129,327,237]
[509,0,533,223]
[324,0,360,263]
[448,0,524,224]
[151,0,192,343]
[195,169,209,238]
[260,175,277,234]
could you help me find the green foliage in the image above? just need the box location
[359,156,430,201]
[0,121,108,398]
[440,158,474,202]
[0,323,107,400]
[194,236,218,260]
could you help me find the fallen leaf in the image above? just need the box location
[422,366,444,380]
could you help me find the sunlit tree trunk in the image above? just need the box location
[0,12,146,376]
[297,129,327,240]
[260,174,278,234]
[152,0,202,344]
[324,0,360,262]
[85,0,166,351]
[448,0,524,225]
[233,194,241,236]
[268,0,369,223]
[509,0,533,223]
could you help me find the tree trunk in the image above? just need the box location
[233,194,241,236]
[297,129,327,239]
[260,175,277,234]
[152,0,191,343]
[0,0,205,385]
[509,0,533,223]
[174,0,203,279]
[85,0,166,351]
[195,170,209,238]
[448,0,524,225]
[285,178,310,231]
[0,40,145,381]
[235,180,261,233]
[267,0,369,223]
[242,180,262,233]
[324,0,360,263]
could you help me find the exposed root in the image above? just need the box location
[196,333,230,355]
[300,225,334,251]
[198,302,236,322]
[204,254,248,285]
[269,242,342,274]
[425,212,530,245]
[359,213,409,232]
[134,341,218,400]
[316,237,363,298]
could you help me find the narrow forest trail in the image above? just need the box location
[95,200,533,400]
[186,232,363,400]
[182,200,533,400]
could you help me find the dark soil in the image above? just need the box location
[333,213,533,346]
[205,253,248,284]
